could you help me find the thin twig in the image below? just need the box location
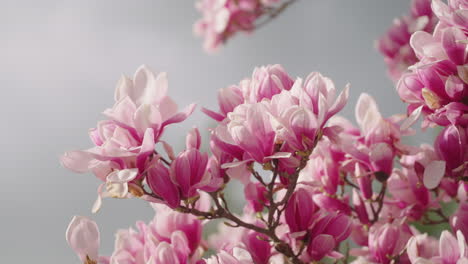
[256,0,299,30]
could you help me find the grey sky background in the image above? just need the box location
[1,0,433,262]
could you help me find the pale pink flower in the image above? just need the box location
[365,221,413,264]
[106,203,207,264]
[66,216,100,263]
[378,0,437,81]
[387,145,443,220]
[339,94,405,200]
[298,139,345,195]
[225,102,276,163]
[202,64,294,121]
[408,231,468,264]
[247,64,294,103]
[388,168,432,220]
[151,201,207,254]
[107,66,195,139]
[194,0,262,52]
[291,72,350,126]
[432,0,468,30]
[194,1,292,52]
[406,233,439,263]
[61,66,195,210]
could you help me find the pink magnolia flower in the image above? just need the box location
[408,230,468,264]
[106,66,195,140]
[171,147,209,199]
[151,203,205,254]
[105,202,208,264]
[387,145,443,220]
[246,64,295,103]
[432,0,468,30]
[397,1,468,127]
[434,125,468,177]
[66,216,101,264]
[388,168,432,220]
[306,212,352,261]
[340,94,405,199]
[298,139,345,195]
[268,74,349,152]
[225,102,276,163]
[61,66,195,210]
[406,233,439,263]
[202,64,294,121]
[285,188,318,233]
[109,225,195,264]
[312,192,352,215]
[378,0,437,81]
[145,236,192,264]
[194,0,258,52]
[171,129,222,199]
[194,1,288,52]
[147,160,181,208]
[242,229,272,264]
[291,72,350,127]
[365,221,413,264]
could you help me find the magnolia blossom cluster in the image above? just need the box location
[63,1,468,264]
[378,0,438,81]
[194,0,292,52]
[396,0,468,128]
[392,0,468,206]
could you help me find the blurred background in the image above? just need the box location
[1,0,432,262]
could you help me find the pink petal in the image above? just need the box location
[442,27,467,65]
[423,160,446,189]
[134,104,162,135]
[160,140,176,160]
[106,168,138,183]
[309,234,336,260]
[401,106,423,131]
[186,127,201,150]
[327,84,350,118]
[114,75,133,102]
[60,151,94,173]
[162,103,196,127]
[440,231,461,262]
[265,152,292,159]
[201,107,225,122]
[66,216,100,262]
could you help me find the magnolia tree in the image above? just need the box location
[62,0,468,263]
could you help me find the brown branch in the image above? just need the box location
[153,150,171,166]
[421,208,449,225]
[370,182,387,224]
[344,176,359,190]
[256,0,299,30]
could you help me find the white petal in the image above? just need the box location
[401,106,423,131]
[423,160,446,189]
